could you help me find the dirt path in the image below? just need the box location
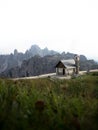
[13,69,98,80]
[13,73,56,80]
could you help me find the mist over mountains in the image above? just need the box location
[0,45,57,73]
[0,44,98,78]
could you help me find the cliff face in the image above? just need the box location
[0,55,59,78]
[0,53,26,73]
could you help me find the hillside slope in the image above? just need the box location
[0,73,98,130]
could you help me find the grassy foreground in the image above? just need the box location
[0,73,98,130]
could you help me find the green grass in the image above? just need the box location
[0,73,98,130]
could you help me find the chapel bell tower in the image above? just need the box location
[74,54,80,74]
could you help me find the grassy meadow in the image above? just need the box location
[0,72,98,130]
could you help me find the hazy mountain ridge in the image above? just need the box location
[25,44,57,57]
[0,45,58,74]
[0,47,98,78]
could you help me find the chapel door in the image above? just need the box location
[63,68,65,75]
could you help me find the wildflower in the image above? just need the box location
[72,114,80,130]
[62,86,66,91]
[35,100,45,112]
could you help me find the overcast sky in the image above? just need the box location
[0,0,98,60]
